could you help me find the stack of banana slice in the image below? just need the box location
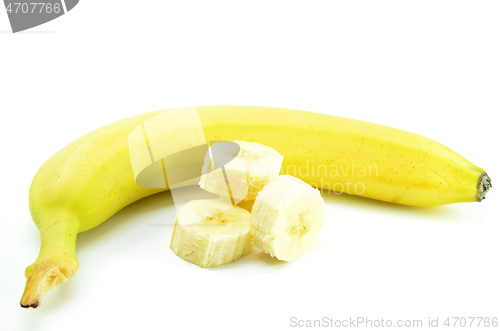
[170,141,325,267]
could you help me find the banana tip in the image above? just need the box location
[477,172,492,202]
[20,301,39,309]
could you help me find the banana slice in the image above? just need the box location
[170,199,253,268]
[250,175,324,261]
[199,140,284,203]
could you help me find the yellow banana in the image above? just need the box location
[21,105,490,308]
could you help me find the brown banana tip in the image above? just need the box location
[477,172,492,202]
[20,257,78,309]
[20,301,38,309]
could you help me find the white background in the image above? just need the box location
[1,1,499,330]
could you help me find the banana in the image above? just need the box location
[21,106,490,308]
[199,140,284,203]
[170,199,252,268]
[250,175,324,261]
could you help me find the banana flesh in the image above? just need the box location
[199,140,284,203]
[250,175,325,261]
[170,200,252,268]
[173,142,322,266]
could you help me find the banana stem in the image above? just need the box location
[20,216,79,308]
[20,256,79,308]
